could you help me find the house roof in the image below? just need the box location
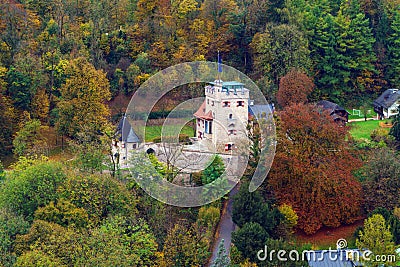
[249,104,273,120]
[116,116,140,143]
[317,100,349,115]
[307,250,363,267]
[194,100,213,120]
[373,89,400,109]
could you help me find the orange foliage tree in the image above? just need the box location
[276,68,314,108]
[267,103,362,234]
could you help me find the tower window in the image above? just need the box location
[229,114,233,119]
[223,101,230,107]
[237,101,244,107]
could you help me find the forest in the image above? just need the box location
[1,0,400,266]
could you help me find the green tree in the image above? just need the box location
[0,93,15,156]
[0,209,29,267]
[13,119,48,157]
[359,147,400,212]
[15,250,65,267]
[387,10,400,87]
[81,216,159,266]
[251,24,311,88]
[59,173,137,225]
[211,239,230,267]
[356,214,396,266]
[201,155,225,185]
[232,222,268,263]
[370,208,400,245]
[34,199,89,228]
[6,66,33,111]
[0,160,65,221]
[232,182,283,238]
[389,106,400,141]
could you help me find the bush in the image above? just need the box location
[0,160,66,221]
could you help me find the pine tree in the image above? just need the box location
[341,0,377,96]
[387,10,400,87]
[211,239,230,267]
[390,106,400,141]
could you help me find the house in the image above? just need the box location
[112,115,141,165]
[194,80,272,152]
[373,89,400,119]
[317,100,349,124]
[307,249,363,267]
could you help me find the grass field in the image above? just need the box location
[347,109,377,120]
[349,120,389,140]
[143,125,195,142]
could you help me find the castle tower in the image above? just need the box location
[194,79,250,152]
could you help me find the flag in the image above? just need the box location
[218,51,222,73]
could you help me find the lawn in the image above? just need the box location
[347,109,377,120]
[143,125,195,142]
[349,120,389,140]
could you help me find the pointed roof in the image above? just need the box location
[194,100,213,120]
[317,100,349,115]
[374,89,400,109]
[116,116,140,143]
[249,104,273,120]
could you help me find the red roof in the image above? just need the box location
[194,101,213,120]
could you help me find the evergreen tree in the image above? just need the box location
[390,106,400,141]
[232,222,269,263]
[232,182,283,238]
[341,0,377,96]
[387,10,400,87]
[211,239,230,267]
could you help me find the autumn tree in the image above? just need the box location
[356,214,396,267]
[276,68,314,108]
[369,208,400,245]
[161,221,209,266]
[56,57,111,139]
[268,103,362,234]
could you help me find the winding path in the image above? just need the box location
[207,182,240,266]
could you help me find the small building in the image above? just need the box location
[317,100,349,124]
[113,116,140,165]
[373,89,400,119]
[307,249,363,267]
